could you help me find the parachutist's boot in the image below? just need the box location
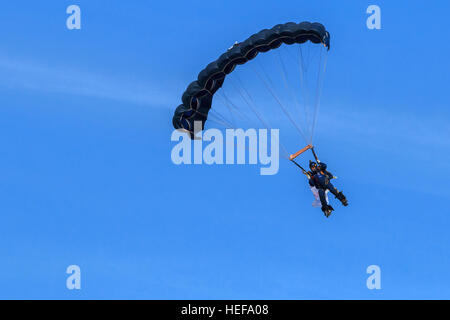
[322,205,334,218]
[336,192,348,207]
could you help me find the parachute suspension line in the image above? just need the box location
[219,91,251,124]
[309,48,328,145]
[297,45,312,140]
[212,85,255,130]
[207,103,235,129]
[276,50,306,139]
[230,76,270,131]
[208,110,235,129]
[232,75,291,159]
[217,91,237,128]
[251,61,309,145]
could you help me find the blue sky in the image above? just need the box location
[0,0,449,299]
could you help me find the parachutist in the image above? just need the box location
[294,148,348,217]
[307,160,329,207]
[311,162,349,212]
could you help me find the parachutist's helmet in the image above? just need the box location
[318,163,327,171]
[309,160,317,170]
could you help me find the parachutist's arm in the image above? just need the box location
[302,170,312,180]
[325,171,339,180]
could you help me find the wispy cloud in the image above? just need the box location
[318,103,450,151]
[317,103,450,198]
[0,55,172,107]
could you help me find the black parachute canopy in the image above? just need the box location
[172,21,330,136]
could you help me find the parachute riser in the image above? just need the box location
[290,159,308,176]
[311,147,320,164]
[289,145,320,175]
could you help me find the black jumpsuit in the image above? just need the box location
[311,170,340,207]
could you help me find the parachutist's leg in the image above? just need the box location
[326,183,348,206]
[319,189,334,217]
[326,183,339,197]
[318,189,327,207]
